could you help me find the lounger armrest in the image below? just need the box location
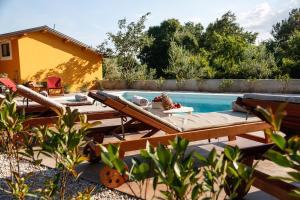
[17,85,66,115]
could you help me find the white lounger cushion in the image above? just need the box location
[96,91,182,132]
[162,111,261,132]
[70,104,114,114]
[244,93,300,103]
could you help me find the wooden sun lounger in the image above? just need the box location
[236,93,300,136]
[87,91,271,157]
[235,93,300,200]
[0,77,93,113]
[14,85,120,126]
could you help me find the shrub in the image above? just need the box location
[257,105,300,198]
[218,79,234,92]
[99,136,255,199]
[0,92,99,199]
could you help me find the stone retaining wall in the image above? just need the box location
[95,79,300,93]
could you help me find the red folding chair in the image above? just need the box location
[47,76,64,96]
[0,77,17,92]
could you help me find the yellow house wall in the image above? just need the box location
[17,32,102,91]
[0,39,21,82]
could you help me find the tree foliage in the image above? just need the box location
[166,41,213,80]
[268,8,300,78]
[98,13,155,81]
[100,9,300,80]
[238,45,278,79]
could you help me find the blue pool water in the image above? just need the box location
[122,91,240,113]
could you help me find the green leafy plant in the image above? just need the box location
[276,74,290,93]
[155,77,165,90]
[2,172,35,199]
[0,92,31,199]
[31,108,100,199]
[0,92,100,199]
[70,187,95,200]
[100,136,255,200]
[219,79,234,92]
[257,105,300,198]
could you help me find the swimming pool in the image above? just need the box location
[121,91,241,113]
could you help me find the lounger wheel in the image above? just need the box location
[83,142,101,163]
[99,165,128,188]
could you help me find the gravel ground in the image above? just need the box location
[0,154,138,200]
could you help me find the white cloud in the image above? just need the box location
[237,1,296,42]
[240,3,272,29]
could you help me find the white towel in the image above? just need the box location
[75,94,88,102]
[132,95,149,106]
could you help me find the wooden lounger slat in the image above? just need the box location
[237,98,300,135]
[252,170,299,200]
[242,98,300,117]
[24,110,120,126]
[104,121,271,153]
[238,133,270,143]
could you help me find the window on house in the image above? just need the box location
[0,41,12,60]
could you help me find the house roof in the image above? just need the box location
[0,26,101,56]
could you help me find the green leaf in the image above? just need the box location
[290,155,300,165]
[174,162,181,178]
[160,190,171,199]
[207,148,217,165]
[287,172,300,182]
[270,133,286,150]
[140,149,150,158]
[107,144,119,158]
[146,141,155,155]
[157,144,171,168]
[224,146,236,161]
[153,176,158,190]
[194,152,207,164]
[112,159,127,175]
[100,152,113,168]
[227,166,239,177]
[191,184,201,200]
[138,162,150,174]
[265,149,293,168]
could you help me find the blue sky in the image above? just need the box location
[0,0,299,47]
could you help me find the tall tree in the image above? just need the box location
[281,30,300,78]
[267,8,300,77]
[165,41,212,80]
[203,12,258,78]
[139,20,204,77]
[204,11,257,48]
[98,13,155,80]
[139,19,182,77]
[238,45,278,79]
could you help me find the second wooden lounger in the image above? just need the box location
[87,91,271,157]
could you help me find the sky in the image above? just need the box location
[0,0,300,47]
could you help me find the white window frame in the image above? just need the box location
[0,40,12,60]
